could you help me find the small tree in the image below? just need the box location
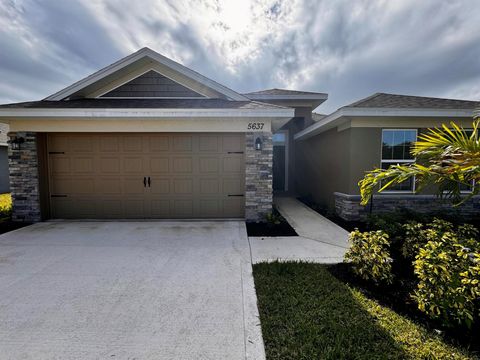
[359,119,480,205]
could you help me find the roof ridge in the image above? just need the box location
[343,93,383,108]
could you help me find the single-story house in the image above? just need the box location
[0,47,478,222]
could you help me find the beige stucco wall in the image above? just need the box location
[295,119,476,210]
[295,126,350,208]
[7,118,273,133]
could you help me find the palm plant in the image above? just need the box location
[359,119,480,206]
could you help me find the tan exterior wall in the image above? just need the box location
[8,118,273,133]
[295,126,350,208]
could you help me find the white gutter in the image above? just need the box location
[294,107,476,140]
[0,107,294,119]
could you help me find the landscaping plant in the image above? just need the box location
[359,120,480,206]
[413,225,480,328]
[344,229,394,284]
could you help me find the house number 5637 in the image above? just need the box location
[247,122,265,130]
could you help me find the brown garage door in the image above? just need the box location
[47,133,245,219]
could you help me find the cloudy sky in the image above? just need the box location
[1,0,479,113]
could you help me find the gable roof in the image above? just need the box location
[295,92,479,140]
[45,47,249,101]
[99,70,205,98]
[346,93,479,109]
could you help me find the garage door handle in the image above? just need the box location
[227,151,244,154]
[228,194,244,197]
[143,177,147,187]
[148,176,151,187]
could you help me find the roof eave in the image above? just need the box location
[294,107,476,141]
[0,107,295,119]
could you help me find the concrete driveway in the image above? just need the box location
[0,221,263,359]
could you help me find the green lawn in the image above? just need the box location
[253,262,477,360]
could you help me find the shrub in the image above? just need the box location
[402,219,454,261]
[0,193,12,218]
[413,228,480,328]
[344,229,393,285]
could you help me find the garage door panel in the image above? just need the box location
[123,136,144,152]
[123,157,143,173]
[96,178,122,195]
[223,157,243,173]
[173,179,193,194]
[149,178,170,194]
[199,158,219,173]
[199,178,219,194]
[50,157,70,174]
[99,136,120,152]
[173,200,193,217]
[149,136,170,152]
[123,178,146,195]
[72,157,94,173]
[173,136,193,151]
[172,157,192,173]
[99,158,120,173]
[70,136,94,152]
[150,199,170,217]
[199,136,219,152]
[223,136,243,152]
[223,178,243,195]
[48,133,245,219]
[199,199,220,217]
[149,157,169,173]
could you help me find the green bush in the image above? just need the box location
[402,219,454,261]
[413,226,480,328]
[345,229,394,285]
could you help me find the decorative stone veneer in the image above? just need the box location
[8,132,41,222]
[335,192,480,221]
[245,132,273,222]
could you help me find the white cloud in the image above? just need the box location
[0,0,479,112]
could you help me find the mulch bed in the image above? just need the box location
[246,221,298,237]
[0,219,31,235]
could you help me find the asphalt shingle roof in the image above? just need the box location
[346,93,479,109]
[244,88,326,96]
[0,98,286,110]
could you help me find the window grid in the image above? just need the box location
[380,129,417,192]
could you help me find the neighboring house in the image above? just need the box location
[0,48,478,222]
[0,47,325,222]
[0,123,10,193]
[294,93,480,220]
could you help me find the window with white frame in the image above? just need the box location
[381,129,417,191]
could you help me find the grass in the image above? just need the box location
[253,262,477,360]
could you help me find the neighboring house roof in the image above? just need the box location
[295,93,479,140]
[312,112,327,121]
[244,88,328,108]
[245,88,327,96]
[347,93,479,109]
[45,47,249,101]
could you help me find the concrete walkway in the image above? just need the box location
[249,197,350,264]
[275,197,349,248]
[0,221,264,360]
